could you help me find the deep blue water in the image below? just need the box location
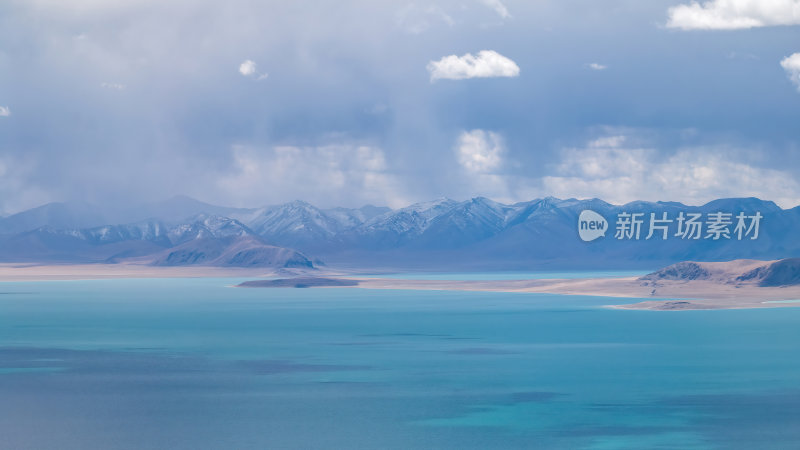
[2,277,800,449]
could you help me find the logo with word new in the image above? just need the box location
[578,210,608,242]
[577,209,763,242]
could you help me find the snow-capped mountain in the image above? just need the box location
[236,201,395,251]
[167,214,255,245]
[414,197,513,248]
[360,198,459,235]
[79,221,172,246]
[0,214,312,268]
[323,205,391,230]
[0,196,256,235]
[1,195,798,270]
[238,201,344,244]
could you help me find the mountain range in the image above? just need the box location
[1,195,797,270]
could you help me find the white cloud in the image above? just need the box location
[451,129,517,201]
[101,82,125,90]
[456,129,504,173]
[542,136,800,208]
[587,63,607,71]
[479,0,511,19]
[0,106,9,117]
[588,135,626,148]
[667,0,800,30]
[427,50,520,81]
[238,59,268,80]
[239,59,256,76]
[216,144,408,208]
[781,53,800,90]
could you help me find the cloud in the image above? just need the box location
[216,144,407,208]
[238,59,268,80]
[3,0,799,211]
[427,50,520,81]
[0,106,9,117]
[588,135,626,148]
[451,130,518,200]
[479,0,511,19]
[456,129,504,173]
[396,4,453,34]
[0,156,51,215]
[666,0,800,30]
[101,82,125,90]
[781,53,800,90]
[726,51,759,60]
[239,59,256,76]
[542,136,800,208]
[586,63,607,71]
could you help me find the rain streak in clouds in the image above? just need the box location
[0,0,799,213]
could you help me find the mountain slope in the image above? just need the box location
[150,236,313,268]
[239,201,346,249]
[0,215,313,268]
[0,202,109,235]
[641,258,800,287]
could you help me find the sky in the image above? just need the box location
[1,0,800,214]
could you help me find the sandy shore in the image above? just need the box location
[2,263,799,310]
[0,263,288,281]
[353,277,800,310]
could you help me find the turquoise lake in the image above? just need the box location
[2,276,800,449]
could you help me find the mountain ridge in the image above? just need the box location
[1,196,795,270]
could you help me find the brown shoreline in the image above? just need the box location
[352,277,800,310]
[0,263,295,281]
[2,263,799,310]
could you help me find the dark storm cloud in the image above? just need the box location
[1,0,799,213]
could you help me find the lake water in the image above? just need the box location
[2,276,800,449]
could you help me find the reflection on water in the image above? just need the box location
[1,277,800,449]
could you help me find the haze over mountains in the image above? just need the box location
[1,196,798,270]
